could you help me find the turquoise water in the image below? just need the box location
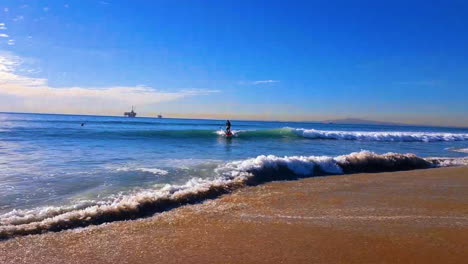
[0,112,467,236]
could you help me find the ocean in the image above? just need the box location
[1,112,467,238]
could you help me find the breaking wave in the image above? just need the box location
[446,147,468,153]
[0,151,466,239]
[289,128,468,142]
[428,156,468,167]
[216,128,468,142]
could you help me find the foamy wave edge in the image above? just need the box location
[446,147,468,153]
[290,128,468,142]
[1,151,466,239]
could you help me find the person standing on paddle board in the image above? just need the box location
[225,120,232,135]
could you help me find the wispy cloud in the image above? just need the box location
[252,80,279,85]
[43,7,50,12]
[3,8,8,13]
[0,53,218,114]
[0,23,6,30]
[7,40,15,45]
[99,1,110,5]
[0,34,8,38]
[238,80,280,85]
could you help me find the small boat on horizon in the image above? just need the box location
[157,114,163,118]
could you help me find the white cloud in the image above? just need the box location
[0,53,218,114]
[252,80,279,84]
[0,33,8,38]
[238,80,280,85]
[0,23,6,30]
[7,39,15,45]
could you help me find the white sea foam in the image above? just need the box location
[214,154,343,182]
[290,128,468,142]
[446,147,468,153]
[0,151,464,239]
[138,168,169,175]
[0,200,103,226]
[116,167,169,175]
[429,157,468,167]
[215,129,244,136]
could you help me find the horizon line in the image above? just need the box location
[1,111,467,129]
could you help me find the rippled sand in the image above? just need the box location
[1,167,467,264]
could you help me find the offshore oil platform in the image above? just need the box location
[124,106,137,117]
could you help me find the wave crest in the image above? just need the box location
[215,128,468,142]
[290,128,468,142]
[446,147,468,153]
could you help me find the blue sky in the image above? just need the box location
[0,0,467,126]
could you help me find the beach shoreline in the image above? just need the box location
[1,166,467,264]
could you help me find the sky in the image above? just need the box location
[0,0,467,126]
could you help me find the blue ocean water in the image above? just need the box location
[0,112,467,235]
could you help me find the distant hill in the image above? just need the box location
[322,118,403,126]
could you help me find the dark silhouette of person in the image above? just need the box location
[226,120,231,134]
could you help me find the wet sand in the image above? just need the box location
[1,167,467,264]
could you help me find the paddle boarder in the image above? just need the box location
[226,120,232,135]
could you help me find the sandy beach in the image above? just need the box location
[1,166,467,264]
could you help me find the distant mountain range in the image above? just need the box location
[322,118,403,126]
